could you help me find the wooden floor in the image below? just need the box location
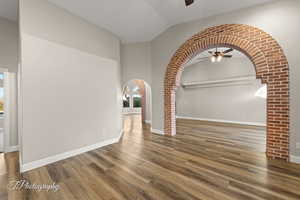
[176,118,267,153]
[0,153,8,200]
[1,152,22,200]
[12,115,300,199]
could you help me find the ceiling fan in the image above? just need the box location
[185,0,194,7]
[208,48,233,62]
[192,48,233,64]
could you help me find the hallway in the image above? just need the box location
[18,114,300,200]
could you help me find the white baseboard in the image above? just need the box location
[145,120,152,124]
[118,130,124,140]
[151,128,164,135]
[6,145,19,153]
[123,112,141,115]
[176,116,266,127]
[21,133,122,173]
[290,155,300,164]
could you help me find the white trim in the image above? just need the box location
[0,129,3,152]
[123,107,142,114]
[145,120,152,124]
[5,145,19,153]
[151,128,164,135]
[176,116,266,127]
[181,75,258,89]
[3,72,10,153]
[117,130,124,140]
[290,155,300,164]
[21,135,121,173]
[17,62,23,172]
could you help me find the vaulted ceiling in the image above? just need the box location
[48,0,275,43]
[0,0,276,43]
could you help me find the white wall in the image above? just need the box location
[149,0,300,156]
[121,42,152,85]
[120,42,153,124]
[176,57,266,125]
[20,0,120,62]
[145,83,152,123]
[0,17,18,72]
[8,73,18,147]
[19,0,122,167]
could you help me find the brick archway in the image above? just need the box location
[164,24,289,160]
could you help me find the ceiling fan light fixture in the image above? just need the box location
[217,55,223,62]
[211,56,216,63]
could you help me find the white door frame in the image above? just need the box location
[0,68,10,153]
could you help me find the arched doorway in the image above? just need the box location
[122,79,152,129]
[164,24,289,160]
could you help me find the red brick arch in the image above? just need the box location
[164,24,289,160]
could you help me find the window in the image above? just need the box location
[123,94,130,108]
[133,96,141,108]
[255,85,267,99]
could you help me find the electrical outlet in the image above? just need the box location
[296,143,300,149]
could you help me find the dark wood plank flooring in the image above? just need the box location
[1,152,23,200]
[0,153,8,200]
[176,118,266,153]
[14,114,300,199]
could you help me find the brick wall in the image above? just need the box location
[164,24,290,160]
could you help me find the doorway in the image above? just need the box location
[122,79,152,133]
[176,47,267,153]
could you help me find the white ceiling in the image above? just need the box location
[48,0,275,43]
[0,0,18,21]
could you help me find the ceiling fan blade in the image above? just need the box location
[223,55,232,58]
[223,48,234,54]
[185,0,194,7]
